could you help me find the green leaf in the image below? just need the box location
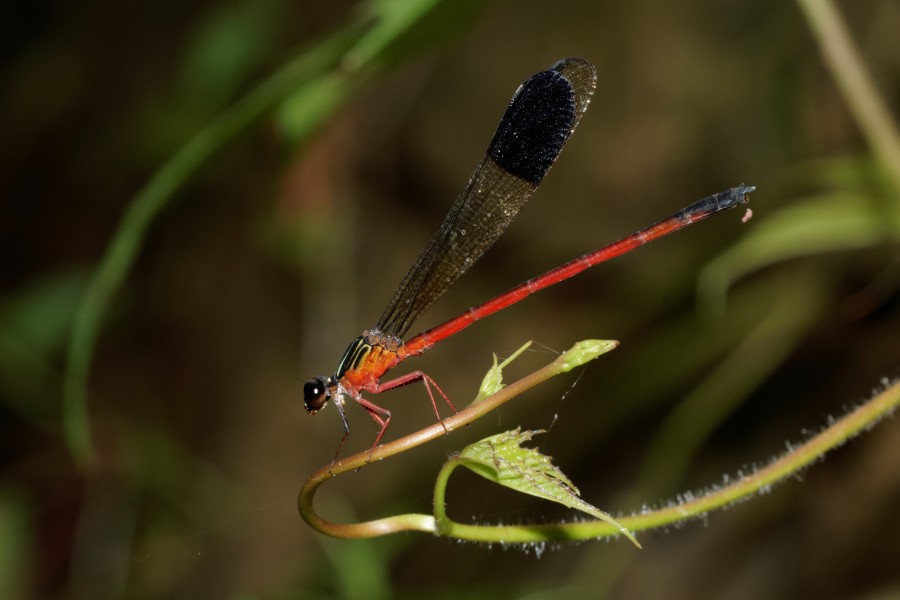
[458,429,641,548]
[556,339,619,373]
[471,341,532,404]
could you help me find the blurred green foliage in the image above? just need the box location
[1,0,898,598]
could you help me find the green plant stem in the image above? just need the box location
[796,0,900,191]
[620,377,900,532]
[298,341,616,537]
[303,368,900,543]
[445,377,900,543]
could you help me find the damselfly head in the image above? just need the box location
[303,376,333,413]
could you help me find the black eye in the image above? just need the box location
[303,377,330,413]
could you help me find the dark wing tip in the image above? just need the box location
[551,57,597,119]
[486,58,596,185]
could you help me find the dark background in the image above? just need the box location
[2,0,899,598]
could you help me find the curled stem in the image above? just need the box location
[429,378,899,544]
[299,343,900,545]
[326,343,614,471]
[298,340,617,537]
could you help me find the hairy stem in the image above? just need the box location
[299,341,900,543]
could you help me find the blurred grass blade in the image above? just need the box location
[62,0,484,466]
[797,0,900,191]
[0,491,30,600]
[62,25,366,468]
[0,270,88,424]
[698,190,900,311]
[639,269,829,494]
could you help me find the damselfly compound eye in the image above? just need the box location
[299,57,753,463]
[303,377,330,413]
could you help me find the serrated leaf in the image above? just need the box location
[458,429,640,547]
